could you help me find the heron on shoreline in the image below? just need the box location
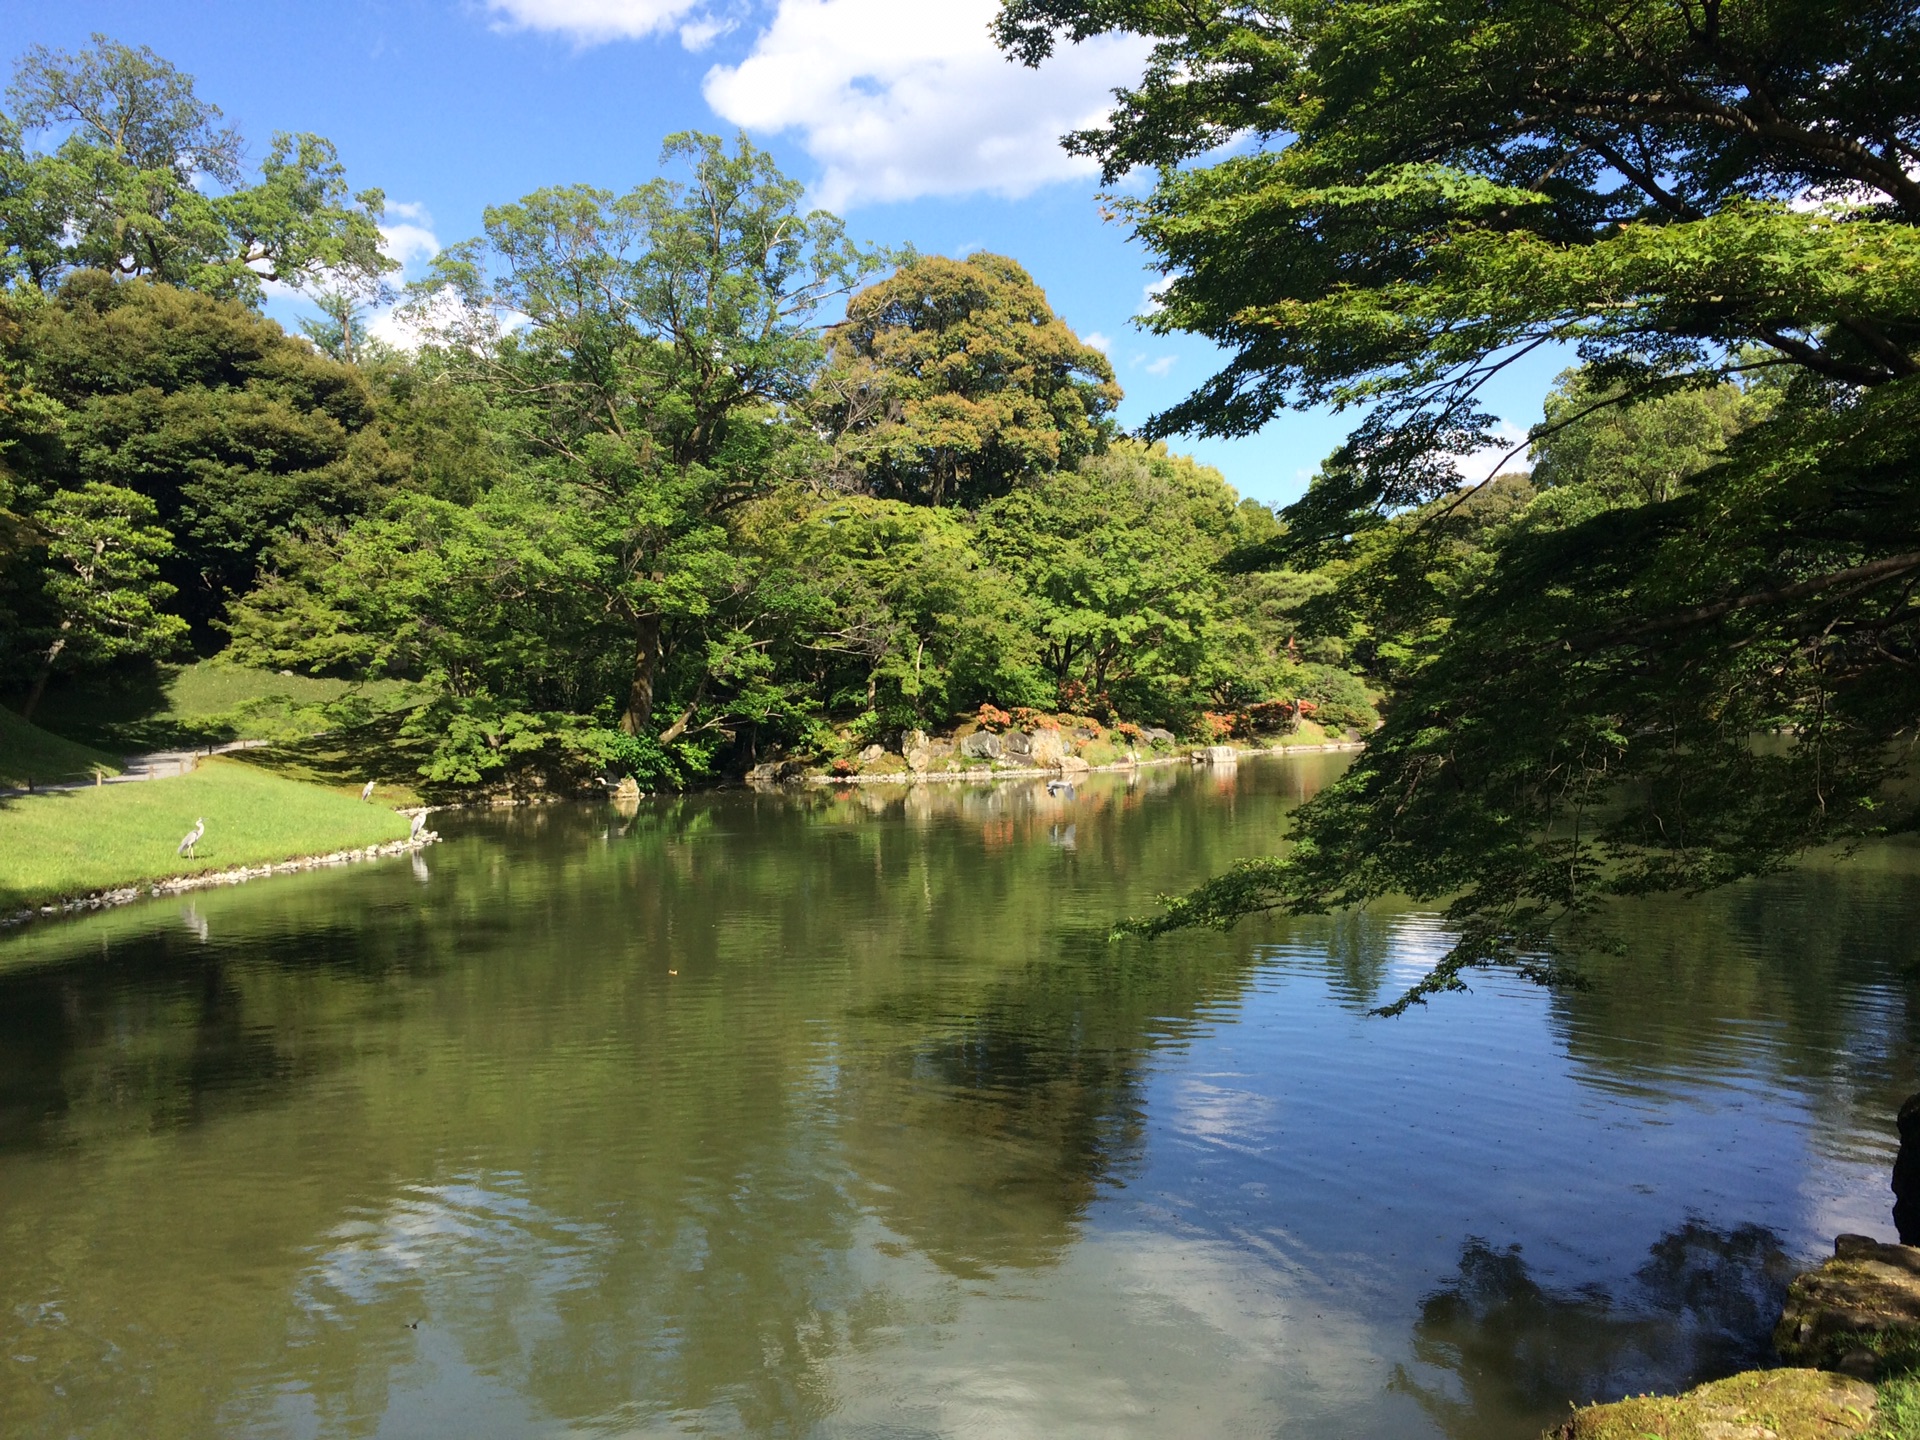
[361,779,376,802]
[409,811,428,841]
[177,818,205,858]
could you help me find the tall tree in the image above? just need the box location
[977,442,1233,717]
[815,252,1119,507]
[2,273,400,644]
[410,132,881,737]
[20,481,185,720]
[0,35,392,302]
[996,0,1920,1006]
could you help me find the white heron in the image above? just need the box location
[177,818,205,858]
[1046,779,1077,798]
[361,779,376,802]
[409,811,428,841]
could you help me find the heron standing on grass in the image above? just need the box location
[361,780,376,801]
[177,818,205,858]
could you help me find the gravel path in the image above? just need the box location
[2,738,270,798]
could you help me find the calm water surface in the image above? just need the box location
[3,755,1919,1439]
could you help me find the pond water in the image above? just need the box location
[2,754,1918,1439]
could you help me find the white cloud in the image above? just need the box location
[678,14,735,49]
[380,220,440,270]
[1143,354,1177,376]
[1081,330,1113,355]
[1141,275,1174,312]
[484,0,705,42]
[702,1,1153,210]
[1450,419,1533,482]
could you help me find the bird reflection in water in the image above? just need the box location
[1048,823,1077,850]
[411,853,430,884]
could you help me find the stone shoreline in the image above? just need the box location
[794,739,1365,787]
[2,830,441,931]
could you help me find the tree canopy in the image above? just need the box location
[0,34,391,302]
[997,0,1920,1007]
[815,252,1119,507]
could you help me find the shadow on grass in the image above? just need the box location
[224,710,434,802]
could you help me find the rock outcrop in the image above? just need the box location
[1543,1368,1877,1439]
[1776,1234,1920,1378]
[959,731,1004,760]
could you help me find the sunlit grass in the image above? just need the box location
[0,758,412,910]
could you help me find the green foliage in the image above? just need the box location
[977,441,1232,719]
[816,252,1120,506]
[1003,0,1920,1007]
[1875,1374,1920,1439]
[0,34,1377,797]
[0,273,397,648]
[20,481,186,719]
[1532,372,1770,507]
[0,34,391,302]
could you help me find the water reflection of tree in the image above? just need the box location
[0,766,1321,1437]
[1393,1222,1794,1440]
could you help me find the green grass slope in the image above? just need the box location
[25,660,412,750]
[0,706,122,788]
[0,758,413,910]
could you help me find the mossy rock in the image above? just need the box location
[1543,1368,1877,1439]
[1777,1237,1920,1380]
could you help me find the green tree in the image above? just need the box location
[2,273,401,641]
[815,252,1119,507]
[20,481,185,719]
[407,132,880,738]
[977,441,1239,719]
[995,0,1920,1006]
[1530,372,1767,508]
[744,492,1050,735]
[0,35,392,303]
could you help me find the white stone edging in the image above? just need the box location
[3,832,441,930]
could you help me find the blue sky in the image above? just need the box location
[1,0,1566,507]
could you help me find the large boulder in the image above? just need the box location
[1029,728,1070,767]
[1777,1235,1920,1378]
[1199,745,1239,766]
[1542,1368,1876,1439]
[960,731,1004,760]
[1001,729,1034,759]
[1142,727,1177,747]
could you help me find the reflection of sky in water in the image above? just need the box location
[297,1179,604,1317]
[3,764,1916,1440]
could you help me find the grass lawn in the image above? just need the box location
[0,706,123,788]
[0,758,413,910]
[23,660,413,751]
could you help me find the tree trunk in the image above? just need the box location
[619,614,663,735]
[20,622,70,723]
